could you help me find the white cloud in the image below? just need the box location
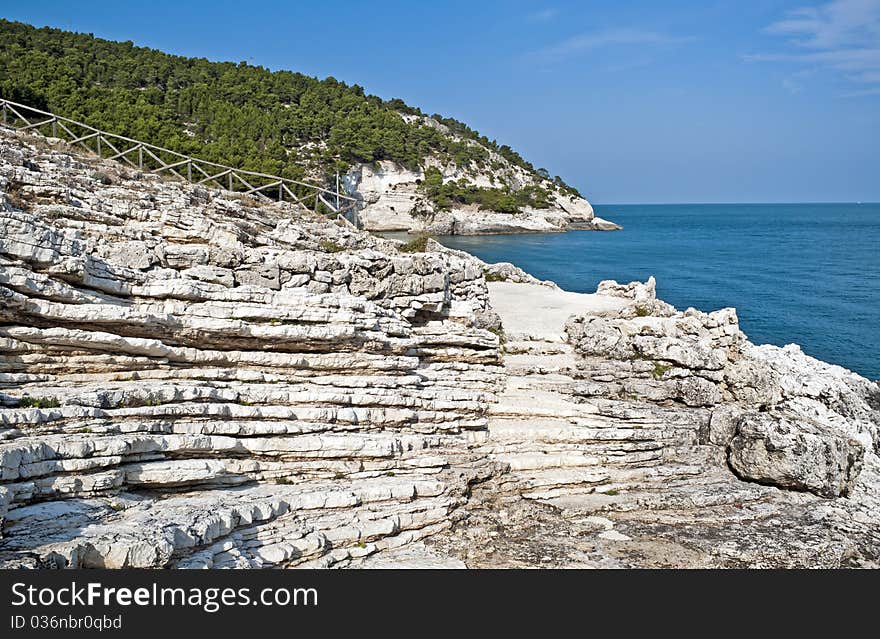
[781,68,815,93]
[783,77,803,93]
[764,0,880,49]
[749,0,880,95]
[531,28,694,63]
[527,8,559,23]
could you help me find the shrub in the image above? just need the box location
[91,171,113,185]
[650,361,672,380]
[398,234,431,253]
[318,239,345,253]
[488,325,506,344]
[17,396,61,408]
[483,269,506,282]
[4,179,29,210]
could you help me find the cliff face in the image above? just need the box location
[345,116,619,235]
[1,128,878,568]
[0,128,503,568]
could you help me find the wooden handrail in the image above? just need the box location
[0,98,359,217]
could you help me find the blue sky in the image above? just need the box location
[4,0,879,203]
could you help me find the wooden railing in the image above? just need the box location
[0,99,358,217]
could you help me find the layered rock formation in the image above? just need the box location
[565,278,875,499]
[0,128,502,568]
[1,126,878,569]
[428,279,879,567]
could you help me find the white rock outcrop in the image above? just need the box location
[428,279,880,568]
[564,280,878,499]
[0,128,502,568]
[1,128,877,569]
[344,121,620,234]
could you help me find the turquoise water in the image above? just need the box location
[435,203,880,380]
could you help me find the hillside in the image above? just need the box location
[0,19,618,234]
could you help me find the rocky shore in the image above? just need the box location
[427,279,878,567]
[1,127,877,568]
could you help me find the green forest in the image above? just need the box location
[0,19,579,206]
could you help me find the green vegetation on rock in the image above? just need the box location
[398,234,432,253]
[17,396,61,409]
[418,167,553,214]
[318,239,345,253]
[483,269,507,282]
[650,361,673,380]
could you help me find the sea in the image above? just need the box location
[429,203,879,380]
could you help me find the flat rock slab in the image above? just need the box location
[352,543,466,569]
[487,282,629,340]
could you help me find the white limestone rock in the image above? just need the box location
[341,127,616,234]
[0,127,502,568]
[2,127,879,569]
[728,412,864,498]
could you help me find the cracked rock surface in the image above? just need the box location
[428,280,880,568]
[2,128,878,568]
[0,129,501,568]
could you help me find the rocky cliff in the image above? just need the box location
[1,128,877,568]
[345,115,620,235]
[0,128,503,568]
